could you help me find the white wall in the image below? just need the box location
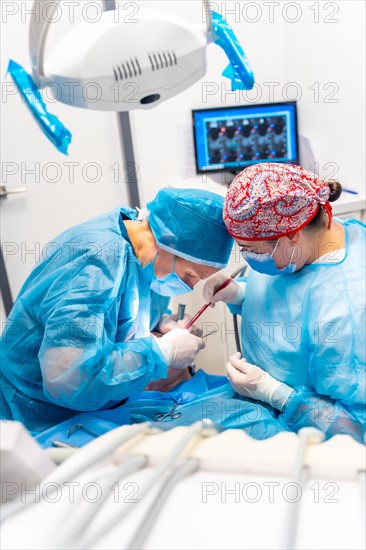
[1,1,365,372]
[0,0,128,308]
[283,0,365,188]
[132,0,365,202]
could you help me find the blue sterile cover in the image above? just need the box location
[211,11,255,91]
[35,370,287,448]
[35,408,131,449]
[7,60,72,154]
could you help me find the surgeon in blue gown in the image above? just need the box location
[0,188,234,434]
[204,163,366,443]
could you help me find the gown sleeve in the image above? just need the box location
[279,282,366,443]
[227,275,247,316]
[38,258,169,411]
[280,388,365,442]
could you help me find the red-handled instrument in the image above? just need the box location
[185,278,232,330]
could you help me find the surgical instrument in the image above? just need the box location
[126,459,199,550]
[202,328,219,338]
[177,303,186,321]
[185,278,232,330]
[1,423,151,524]
[65,455,148,547]
[281,428,325,550]
[154,400,182,422]
[67,423,101,439]
[81,422,205,549]
[52,440,80,449]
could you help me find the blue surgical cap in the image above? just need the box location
[147,188,234,268]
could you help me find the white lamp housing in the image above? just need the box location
[30,2,211,111]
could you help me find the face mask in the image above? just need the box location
[143,253,192,296]
[241,240,297,276]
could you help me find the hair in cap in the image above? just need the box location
[224,163,332,240]
[147,188,233,268]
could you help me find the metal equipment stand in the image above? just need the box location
[0,245,13,317]
[103,0,141,208]
[0,186,26,315]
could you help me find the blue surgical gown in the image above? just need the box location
[0,208,170,434]
[238,219,366,442]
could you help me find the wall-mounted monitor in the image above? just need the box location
[192,101,299,174]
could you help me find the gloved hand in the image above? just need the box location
[158,314,202,337]
[202,271,246,307]
[155,328,205,370]
[226,352,294,410]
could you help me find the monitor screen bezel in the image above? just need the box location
[192,101,299,175]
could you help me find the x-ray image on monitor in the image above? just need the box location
[193,102,298,174]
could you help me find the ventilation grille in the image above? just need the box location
[148,50,177,71]
[113,57,142,81]
[113,51,177,81]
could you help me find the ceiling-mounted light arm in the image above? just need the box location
[29,0,61,81]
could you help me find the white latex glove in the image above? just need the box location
[158,314,202,337]
[226,352,294,410]
[202,271,246,307]
[155,328,205,370]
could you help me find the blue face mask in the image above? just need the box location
[241,240,297,276]
[143,253,192,296]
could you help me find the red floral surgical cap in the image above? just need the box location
[224,163,332,240]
